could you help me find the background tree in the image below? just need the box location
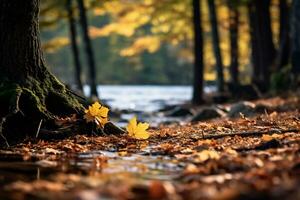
[0,0,83,144]
[192,0,204,104]
[275,0,290,70]
[38,0,296,96]
[248,0,276,91]
[291,0,300,79]
[66,0,83,92]
[77,0,98,97]
[228,0,239,85]
[207,0,225,92]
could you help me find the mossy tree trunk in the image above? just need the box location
[0,0,84,145]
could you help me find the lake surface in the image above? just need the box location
[84,85,215,112]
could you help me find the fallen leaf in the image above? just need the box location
[84,102,109,127]
[126,117,150,140]
[194,150,220,163]
[262,134,284,142]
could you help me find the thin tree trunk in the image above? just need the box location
[192,0,204,104]
[66,0,83,92]
[207,0,224,92]
[248,0,276,91]
[275,0,290,69]
[77,0,98,97]
[228,0,239,85]
[291,0,300,77]
[248,3,260,86]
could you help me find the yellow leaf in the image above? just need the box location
[126,117,150,140]
[194,150,220,163]
[262,134,283,142]
[84,102,109,127]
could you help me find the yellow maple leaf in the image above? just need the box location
[84,102,109,127]
[126,117,150,140]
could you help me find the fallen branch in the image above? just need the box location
[202,128,299,139]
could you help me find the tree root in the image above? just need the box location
[0,79,86,147]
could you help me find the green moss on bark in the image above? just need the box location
[0,73,84,146]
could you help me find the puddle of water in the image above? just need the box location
[0,150,185,185]
[73,150,184,180]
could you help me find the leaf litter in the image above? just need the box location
[0,97,299,200]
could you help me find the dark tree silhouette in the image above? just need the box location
[66,0,83,92]
[275,0,291,70]
[228,0,239,85]
[77,0,98,97]
[291,0,300,78]
[207,0,224,92]
[192,0,204,104]
[0,0,83,144]
[248,0,276,91]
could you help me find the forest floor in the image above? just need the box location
[0,96,299,200]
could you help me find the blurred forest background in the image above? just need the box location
[40,0,299,103]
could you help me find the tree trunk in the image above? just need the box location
[66,0,83,92]
[77,0,98,97]
[207,0,225,92]
[248,0,276,91]
[275,0,291,70]
[0,0,83,144]
[291,0,300,77]
[192,0,204,104]
[248,3,260,86]
[228,0,239,85]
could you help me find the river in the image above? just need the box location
[83,85,216,112]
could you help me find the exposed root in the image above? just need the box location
[0,79,85,146]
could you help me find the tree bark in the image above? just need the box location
[291,0,300,77]
[248,3,260,85]
[228,0,239,85]
[77,0,98,97]
[0,0,83,145]
[248,0,276,91]
[192,0,204,104]
[275,0,291,70]
[207,0,225,92]
[66,0,83,92]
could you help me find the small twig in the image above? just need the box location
[0,118,9,148]
[66,88,86,101]
[264,109,269,116]
[35,119,43,138]
[202,128,299,140]
[0,133,9,148]
[37,167,40,180]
